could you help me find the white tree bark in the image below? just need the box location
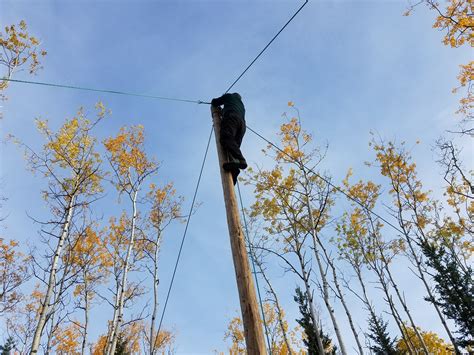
[251,251,293,355]
[30,195,75,354]
[331,267,364,354]
[392,172,459,352]
[320,243,364,354]
[104,281,121,354]
[149,232,161,355]
[81,277,90,355]
[377,243,429,354]
[300,169,348,355]
[108,190,138,355]
[295,247,325,355]
[402,224,458,351]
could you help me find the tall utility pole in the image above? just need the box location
[211,106,267,354]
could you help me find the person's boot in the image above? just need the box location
[223,153,241,171]
[223,151,248,171]
[238,159,247,169]
[223,162,239,171]
[231,169,240,185]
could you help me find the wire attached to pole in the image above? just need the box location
[1,78,209,104]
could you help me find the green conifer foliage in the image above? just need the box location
[367,313,399,355]
[294,287,337,354]
[421,240,474,348]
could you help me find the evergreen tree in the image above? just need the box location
[294,287,337,354]
[367,313,398,355]
[0,337,15,355]
[420,239,474,348]
[320,330,337,355]
[114,333,130,355]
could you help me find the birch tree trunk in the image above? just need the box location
[45,305,55,354]
[249,246,292,355]
[149,233,161,355]
[296,247,325,355]
[312,245,347,355]
[378,245,429,354]
[320,244,364,354]
[108,190,138,355]
[81,277,89,355]
[351,262,408,354]
[104,281,121,355]
[372,265,416,354]
[401,220,459,351]
[30,195,75,354]
[389,169,459,352]
[300,169,347,355]
[362,211,429,353]
[354,265,376,320]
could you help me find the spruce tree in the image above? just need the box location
[0,337,15,355]
[320,329,337,355]
[367,313,398,355]
[294,287,337,354]
[114,333,131,355]
[420,239,474,348]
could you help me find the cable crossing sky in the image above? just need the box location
[225,0,308,93]
[0,78,211,104]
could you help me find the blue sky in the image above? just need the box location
[1,0,472,353]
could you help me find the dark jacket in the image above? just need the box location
[211,93,245,120]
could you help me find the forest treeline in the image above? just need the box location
[0,1,472,354]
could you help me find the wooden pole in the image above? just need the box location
[211,106,267,355]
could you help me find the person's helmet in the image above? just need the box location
[233,93,242,100]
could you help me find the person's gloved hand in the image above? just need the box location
[211,98,219,106]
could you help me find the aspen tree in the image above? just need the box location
[339,174,428,354]
[335,211,400,353]
[50,322,82,354]
[224,302,303,354]
[396,327,453,355]
[371,139,473,350]
[405,0,473,48]
[406,0,473,133]
[0,20,47,99]
[24,104,106,353]
[44,221,94,354]
[436,138,473,265]
[245,223,294,355]
[44,241,78,354]
[245,106,346,354]
[249,167,361,352]
[102,212,148,354]
[103,125,158,355]
[143,182,183,355]
[68,225,112,355]
[371,139,460,350]
[93,321,148,355]
[5,284,44,354]
[277,105,347,355]
[0,238,29,313]
[316,241,365,355]
[246,163,325,354]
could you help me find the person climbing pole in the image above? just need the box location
[211,92,247,185]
